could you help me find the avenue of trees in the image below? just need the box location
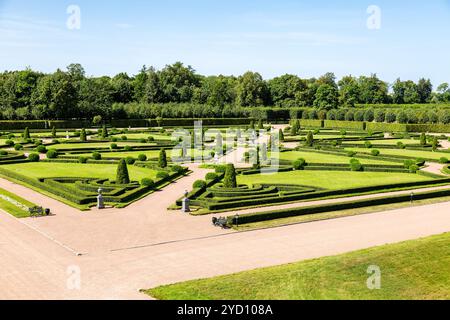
[1,62,450,120]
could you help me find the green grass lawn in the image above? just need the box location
[75,148,212,159]
[111,133,173,141]
[273,151,398,165]
[146,232,450,300]
[342,139,419,146]
[1,162,159,181]
[346,147,450,161]
[0,187,36,218]
[49,142,147,150]
[237,171,432,190]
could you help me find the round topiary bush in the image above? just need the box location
[215,165,226,174]
[170,165,184,173]
[439,157,449,164]
[28,153,40,162]
[126,157,136,165]
[111,137,118,142]
[364,141,373,149]
[78,156,88,164]
[409,165,419,173]
[148,136,155,142]
[397,142,406,149]
[92,152,102,160]
[138,154,147,162]
[141,178,155,188]
[371,149,380,157]
[293,158,307,170]
[0,150,8,156]
[347,151,357,157]
[5,140,14,147]
[110,143,118,150]
[36,145,47,154]
[140,139,147,143]
[121,136,127,141]
[46,149,58,159]
[124,145,133,151]
[350,159,363,172]
[205,173,219,181]
[14,144,23,151]
[193,180,207,189]
[156,171,169,180]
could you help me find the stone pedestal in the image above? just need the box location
[97,188,105,209]
[181,191,190,213]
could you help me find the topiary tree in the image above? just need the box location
[158,149,168,168]
[293,158,307,170]
[305,131,314,147]
[138,154,147,162]
[279,129,285,142]
[420,133,427,146]
[101,125,109,138]
[432,137,439,151]
[52,126,57,138]
[92,152,102,160]
[28,153,40,162]
[350,159,363,172]
[193,180,207,189]
[80,128,87,142]
[23,127,30,140]
[252,146,261,170]
[141,178,155,188]
[291,120,300,136]
[116,159,130,184]
[223,164,237,188]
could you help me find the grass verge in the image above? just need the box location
[145,232,450,300]
[0,187,37,218]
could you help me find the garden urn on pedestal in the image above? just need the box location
[97,188,105,209]
[181,190,190,213]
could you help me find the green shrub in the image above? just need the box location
[36,145,47,154]
[347,151,357,157]
[5,140,14,147]
[124,145,133,151]
[293,158,307,170]
[350,159,363,172]
[116,159,130,184]
[14,144,23,151]
[205,173,219,181]
[80,128,87,142]
[110,143,118,150]
[371,149,380,157]
[140,139,147,143]
[420,133,427,145]
[156,171,169,180]
[148,136,155,142]
[223,164,237,188]
[404,159,415,169]
[0,150,8,156]
[364,141,373,149]
[23,127,31,140]
[141,178,155,188]
[121,135,128,141]
[138,154,147,162]
[111,137,118,142]
[92,152,102,160]
[126,157,136,165]
[46,149,58,159]
[28,153,40,162]
[439,157,449,164]
[397,142,406,149]
[305,131,314,147]
[193,180,207,189]
[78,156,88,164]
[409,165,419,173]
[170,165,185,173]
[215,165,226,174]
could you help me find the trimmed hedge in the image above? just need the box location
[227,187,450,225]
[299,120,324,128]
[324,120,366,131]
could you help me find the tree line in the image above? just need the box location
[1,62,450,120]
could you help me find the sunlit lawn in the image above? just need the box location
[1,162,159,181]
[146,233,450,300]
[237,170,432,190]
[272,151,398,165]
[111,133,173,141]
[49,142,147,150]
[346,147,450,161]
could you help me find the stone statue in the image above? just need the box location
[97,188,105,209]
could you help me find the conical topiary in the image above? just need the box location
[80,128,87,142]
[279,129,285,142]
[223,164,237,188]
[116,159,130,184]
[159,149,167,168]
[23,127,30,140]
[102,125,108,138]
[52,126,57,138]
[305,131,314,147]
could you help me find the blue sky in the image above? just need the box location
[1,0,449,85]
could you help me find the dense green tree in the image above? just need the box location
[268,74,307,107]
[313,84,338,110]
[236,71,270,107]
[338,75,360,107]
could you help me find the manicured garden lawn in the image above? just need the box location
[0,187,36,218]
[111,133,173,141]
[346,147,450,161]
[343,139,419,145]
[1,162,159,181]
[146,232,450,300]
[273,151,398,165]
[77,150,162,159]
[49,142,147,150]
[237,171,432,190]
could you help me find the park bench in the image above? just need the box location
[28,206,50,218]
[212,217,228,229]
